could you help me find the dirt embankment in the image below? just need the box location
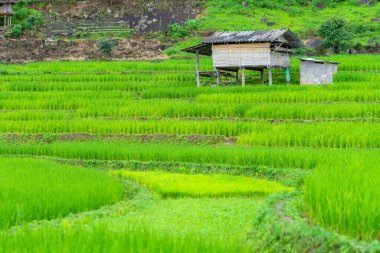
[1,0,201,62]
[0,38,169,63]
[37,0,201,35]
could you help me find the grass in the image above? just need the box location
[0,157,124,229]
[0,141,327,169]
[0,54,379,250]
[305,154,380,241]
[237,122,380,148]
[0,181,264,253]
[0,120,379,148]
[198,0,380,45]
[112,170,293,198]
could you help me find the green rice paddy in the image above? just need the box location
[0,157,124,229]
[113,170,293,198]
[0,54,379,251]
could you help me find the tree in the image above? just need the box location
[318,18,353,54]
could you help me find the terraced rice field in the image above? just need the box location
[0,54,379,252]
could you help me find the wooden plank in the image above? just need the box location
[242,67,246,87]
[216,68,221,85]
[196,50,201,88]
[261,69,265,85]
[268,67,273,86]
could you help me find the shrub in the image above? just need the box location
[13,6,43,30]
[97,40,117,55]
[168,19,199,40]
[11,25,23,38]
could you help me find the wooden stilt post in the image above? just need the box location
[285,67,290,84]
[268,67,273,86]
[216,68,221,85]
[195,50,201,88]
[241,67,246,87]
[235,70,239,84]
[260,69,265,85]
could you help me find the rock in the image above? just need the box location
[267,22,275,26]
[326,47,335,55]
[315,2,326,9]
[349,48,358,54]
[359,0,369,5]
[242,2,249,7]
[261,15,267,23]
[147,3,155,12]
[372,18,380,22]
[306,38,322,49]
[368,38,378,44]
[199,31,215,37]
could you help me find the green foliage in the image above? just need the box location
[11,25,23,38]
[0,157,124,229]
[237,122,380,148]
[0,141,325,169]
[168,19,199,40]
[0,193,263,253]
[197,0,380,46]
[97,40,118,55]
[113,170,293,198]
[305,154,380,241]
[246,0,309,10]
[0,54,378,250]
[318,18,354,53]
[250,193,380,251]
[0,119,379,148]
[13,3,43,32]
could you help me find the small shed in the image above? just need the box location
[0,0,18,30]
[182,29,303,87]
[300,58,340,85]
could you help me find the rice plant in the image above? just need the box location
[0,140,361,170]
[304,154,380,241]
[113,170,293,198]
[0,157,124,229]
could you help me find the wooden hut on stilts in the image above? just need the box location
[0,0,18,36]
[182,29,303,87]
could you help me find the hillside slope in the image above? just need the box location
[196,0,379,46]
[1,0,379,62]
[23,0,380,46]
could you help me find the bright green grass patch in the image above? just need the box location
[0,224,243,253]
[113,170,293,198]
[198,0,380,45]
[0,157,124,229]
[0,181,263,253]
[304,154,380,241]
